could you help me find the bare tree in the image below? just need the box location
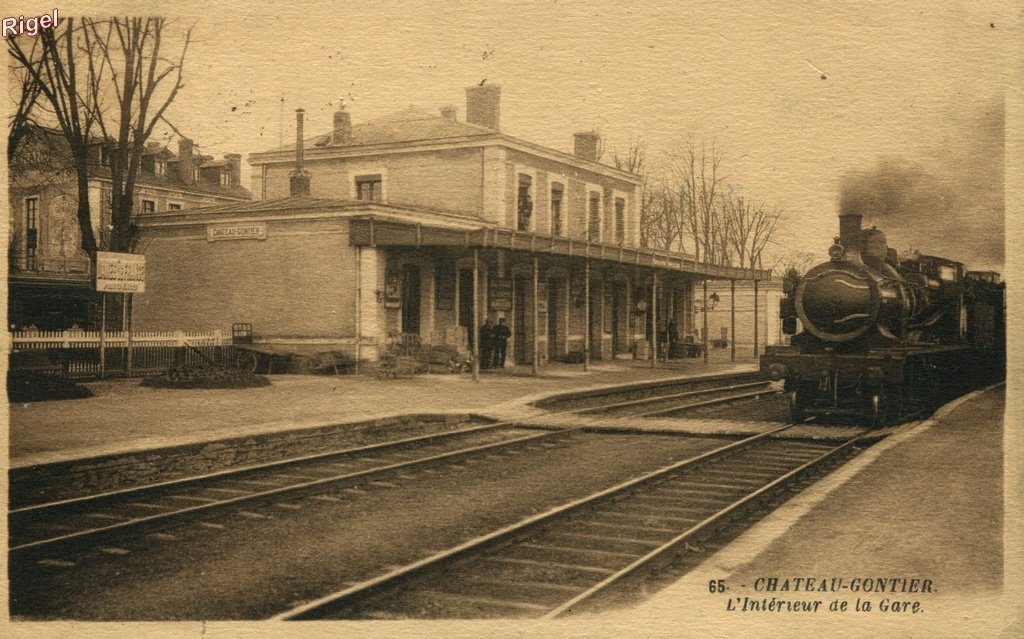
[7,42,46,162]
[86,17,193,252]
[8,17,193,256]
[723,193,781,272]
[670,135,728,264]
[8,18,100,255]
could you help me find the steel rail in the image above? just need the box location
[271,420,802,620]
[573,380,772,415]
[12,372,770,555]
[633,387,780,418]
[10,427,571,554]
[543,428,871,617]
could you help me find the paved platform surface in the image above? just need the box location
[604,384,1017,638]
[7,355,757,468]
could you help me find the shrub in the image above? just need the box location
[7,372,94,402]
[141,365,270,389]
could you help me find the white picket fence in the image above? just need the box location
[9,329,233,377]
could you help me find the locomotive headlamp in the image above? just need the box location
[865,366,885,385]
[828,239,845,262]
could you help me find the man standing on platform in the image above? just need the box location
[491,317,511,368]
[479,318,494,370]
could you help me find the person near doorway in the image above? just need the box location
[492,317,511,368]
[666,319,679,358]
[479,318,494,370]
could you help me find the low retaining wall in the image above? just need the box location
[10,412,488,507]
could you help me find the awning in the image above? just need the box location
[349,216,770,282]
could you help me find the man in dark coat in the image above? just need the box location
[491,317,511,368]
[479,318,494,370]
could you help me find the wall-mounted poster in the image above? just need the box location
[490,278,512,312]
[384,271,401,309]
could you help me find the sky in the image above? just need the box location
[9,0,1013,272]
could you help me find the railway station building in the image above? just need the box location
[133,85,769,365]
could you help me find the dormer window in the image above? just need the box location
[99,145,111,167]
[155,158,166,176]
[220,170,230,186]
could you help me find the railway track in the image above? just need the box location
[572,379,777,418]
[273,420,873,620]
[11,372,773,557]
[8,423,573,555]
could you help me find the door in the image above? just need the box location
[458,269,474,349]
[547,279,559,360]
[514,275,528,363]
[401,264,421,335]
[611,282,623,355]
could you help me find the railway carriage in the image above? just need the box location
[761,212,1005,425]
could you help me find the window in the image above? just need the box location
[517,174,533,231]
[355,174,383,201]
[220,170,230,186]
[588,192,601,242]
[550,184,564,236]
[141,199,156,214]
[614,197,626,244]
[168,203,182,211]
[155,159,166,176]
[25,198,38,269]
[99,145,111,167]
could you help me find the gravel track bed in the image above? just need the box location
[10,431,733,620]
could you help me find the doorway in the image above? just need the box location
[547,279,559,360]
[514,275,528,363]
[458,269,474,349]
[401,264,421,335]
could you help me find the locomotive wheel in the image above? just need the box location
[236,350,259,373]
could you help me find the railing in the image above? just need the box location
[9,329,233,378]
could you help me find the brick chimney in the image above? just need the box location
[440,104,457,121]
[332,100,352,144]
[224,153,241,187]
[465,84,500,130]
[290,108,311,197]
[178,138,194,186]
[573,131,600,162]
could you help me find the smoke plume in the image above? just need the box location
[837,99,1004,272]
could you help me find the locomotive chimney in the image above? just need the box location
[838,212,862,253]
[290,108,311,197]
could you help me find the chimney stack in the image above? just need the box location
[440,104,458,121]
[465,84,500,130]
[178,138,194,186]
[838,212,863,252]
[573,131,600,162]
[332,100,352,144]
[290,108,311,197]
[224,153,241,187]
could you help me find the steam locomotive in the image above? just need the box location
[761,212,1005,425]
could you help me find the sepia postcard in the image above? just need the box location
[2,1,1020,637]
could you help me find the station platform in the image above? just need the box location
[600,383,1019,638]
[6,353,757,468]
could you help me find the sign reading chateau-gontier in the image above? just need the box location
[96,251,146,293]
[207,223,268,241]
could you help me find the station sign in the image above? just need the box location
[489,279,512,312]
[96,251,146,293]
[207,223,268,241]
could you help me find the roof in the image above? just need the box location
[261,107,495,154]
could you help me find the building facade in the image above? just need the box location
[135,86,769,365]
[7,126,251,329]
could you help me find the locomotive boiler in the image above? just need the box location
[762,211,1005,425]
